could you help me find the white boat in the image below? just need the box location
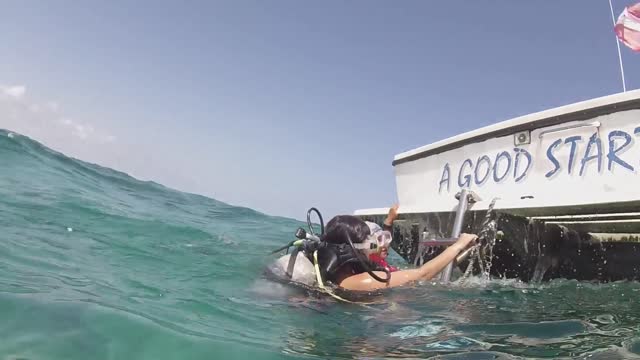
[355,90,640,282]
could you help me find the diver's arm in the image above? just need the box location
[338,233,477,291]
[414,240,469,280]
[383,204,399,230]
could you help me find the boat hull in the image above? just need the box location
[355,91,640,282]
[359,211,640,282]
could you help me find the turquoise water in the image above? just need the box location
[2,129,640,359]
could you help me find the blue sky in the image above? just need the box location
[1,1,639,220]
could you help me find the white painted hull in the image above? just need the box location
[356,90,640,224]
[354,90,640,282]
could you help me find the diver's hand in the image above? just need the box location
[384,204,399,226]
[453,233,478,252]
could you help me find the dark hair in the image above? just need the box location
[321,215,371,244]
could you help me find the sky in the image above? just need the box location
[1,1,640,221]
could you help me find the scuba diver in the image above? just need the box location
[318,214,477,291]
[269,206,478,295]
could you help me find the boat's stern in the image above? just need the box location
[355,90,640,282]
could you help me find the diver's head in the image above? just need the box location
[322,215,370,245]
[320,215,393,284]
[321,216,391,256]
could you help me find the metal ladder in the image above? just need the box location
[413,188,480,283]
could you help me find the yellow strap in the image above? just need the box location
[313,250,326,290]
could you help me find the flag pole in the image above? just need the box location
[609,0,627,92]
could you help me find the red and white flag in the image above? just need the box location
[615,2,640,51]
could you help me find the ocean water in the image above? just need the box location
[2,129,640,360]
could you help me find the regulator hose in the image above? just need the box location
[307,207,324,237]
[269,239,304,255]
[343,228,391,284]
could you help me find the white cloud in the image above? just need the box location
[55,117,100,141]
[0,85,27,99]
[0,83,116,146]
[0,85,26,99]
[58,117,73,126]
[72,123,94,140]
[46,101,59,112]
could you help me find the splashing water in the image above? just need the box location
[459,220,499,285]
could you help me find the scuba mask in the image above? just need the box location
[352,221,392,255]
